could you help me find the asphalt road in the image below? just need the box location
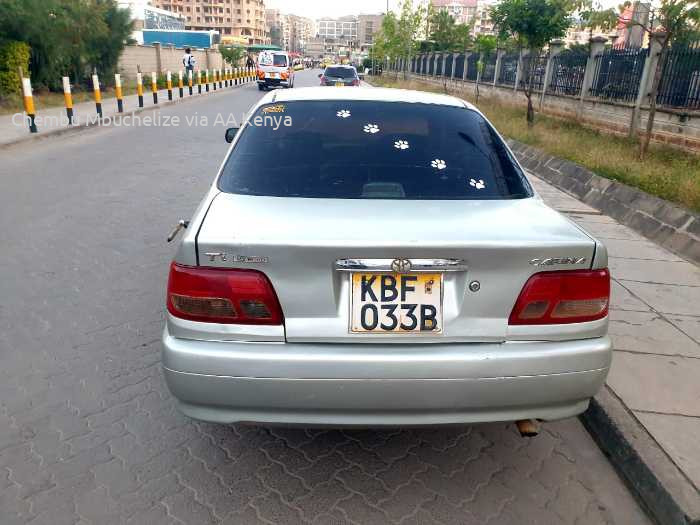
[0,69,650,525]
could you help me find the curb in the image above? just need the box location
[0,80,255,150]
[507,139,700,266]
[581,387,700,525]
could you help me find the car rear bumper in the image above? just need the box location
[258,78,290,87]
[162,328,611,426]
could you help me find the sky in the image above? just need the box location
[265,0,622,19]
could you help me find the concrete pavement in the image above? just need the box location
[0,69,652,524]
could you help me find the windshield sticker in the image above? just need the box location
[363,123,380,134]
[336,110,351,118]
[262,104,286,114]
[470,178,486,189]
[431,159,447,170]
[394,140,409,150]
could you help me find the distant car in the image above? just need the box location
[256,50,294,90]
[163,87,612,427]
[319,65,360,86]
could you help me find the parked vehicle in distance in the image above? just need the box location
[163,87,611,427]
[256,50,294,90]
[319,65,360,86]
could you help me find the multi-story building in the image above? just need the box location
[265,10,314,53]
[151,0,268,45]
[316,15,358,42]
[265,8,283,47]
[473,0,496,35]
[431,0,477,26]
[357,14,384,51]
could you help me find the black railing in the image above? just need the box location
[466,53,479,81]
[435,55,444,76]
[657,44,700,108]
[547,48,588,96]
[519,52,549,91]
[454,53,465,79]
[428,55,435,75]
[444,54,454,77]
[481,53,497,83]
[498,52,519,86]
[589,46,647,102]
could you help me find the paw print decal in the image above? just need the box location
[363,123,380,134]
[469,178,486,189]
[394,140,409,150]
[336,109,351,118]
[431,159,447,170]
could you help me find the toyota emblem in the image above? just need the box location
[391,258,412,273]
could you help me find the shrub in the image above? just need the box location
[0,40,30,97]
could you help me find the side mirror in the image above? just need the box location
[317,73,323,78]
[225,127,239,143]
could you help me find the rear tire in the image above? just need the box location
[258,84,265,91]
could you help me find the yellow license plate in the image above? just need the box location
[335,82,344,87]
[269,72,277,78]
[350,273,442,333]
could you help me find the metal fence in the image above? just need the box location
[519,52,548,91]
[444,54,454,78]
[657,44,700,108]
[498,52,520,86]
[399,46,700,110]
[547,47,588,96]
[453,54,465,79]
[481,53,497,83]
[589,46,647,102]
[464,53,478,81]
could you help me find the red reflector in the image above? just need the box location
[167,263,283,325]
[509,269,610,325]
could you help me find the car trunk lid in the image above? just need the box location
[196,193,596,343]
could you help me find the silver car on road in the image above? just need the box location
[163,87,611,426]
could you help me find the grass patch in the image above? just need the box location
[372,76,700,212]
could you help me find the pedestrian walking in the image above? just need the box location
[182,48,196,79]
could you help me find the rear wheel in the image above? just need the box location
[258,84,265,91]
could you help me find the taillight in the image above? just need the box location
[509,269,610,325]
[167,263,283,325]
[320,75,325,85]
[351,79,360,86]
[281,71,288,80]
[257,69,265,79]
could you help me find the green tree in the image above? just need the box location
[219,45,246,67]
[430,9,458,51]
[490,0,574,125]
[578,1,620,47]
[474,34,498,102]
[0,0,132,90]
[396,0,426,79]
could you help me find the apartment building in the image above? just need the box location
[357,13,384,50]
[151,0,268,44]
[316,15,358,42]
[265,10,314,52]
[430,0,477,26]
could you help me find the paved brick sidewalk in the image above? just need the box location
[529,175,700,497]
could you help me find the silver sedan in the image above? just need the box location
[162,87,611,427]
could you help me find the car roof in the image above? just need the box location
[270,87,473,109]
[326,64,354,68]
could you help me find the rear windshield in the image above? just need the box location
[272,54,287,67]
[218,101,532,200]
[325,67,356,79]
